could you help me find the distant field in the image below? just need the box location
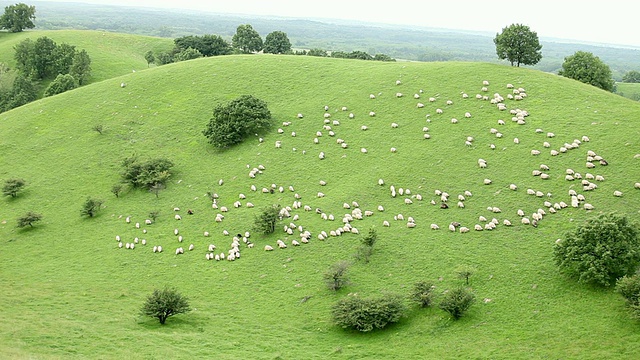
[0,30,173,83]
[1,54,639,359]
[616,82,640,101]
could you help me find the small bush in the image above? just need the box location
[324,261,351,291]
[354,245,373,263]
[3,178,26,198]
[141,287,191,325]
[149,210,160,222]
[17,211,42,228]
[121,155,174,189]
[616,274,640,319]
[360,227,378,247]
[111,184,123,198]
[81,197,103,217]
[332,293,407,332]
[44,73,78,97]
[93,124,103,134]
[410,281,436,308]
[253,204,281,235]
[455,265,477,285]
[439,287,475,320]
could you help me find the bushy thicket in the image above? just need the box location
[120,156,174,189]
[439,287,475,320]
[410,281,436,308]
[332,293,407,332]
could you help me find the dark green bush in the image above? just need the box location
[410,281,436,308]
[253,204,281,235]
[439,287,475,320]
[203,95,272,148]
[616,274,640,319]
[121,156,174,189]
[332,293,407,332]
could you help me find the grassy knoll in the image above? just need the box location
[0,30,173,83]
[0,54,639,359]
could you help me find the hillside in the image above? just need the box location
[1,55,639,359]
[0,30,173,83]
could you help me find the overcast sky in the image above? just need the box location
[23,0,640,47]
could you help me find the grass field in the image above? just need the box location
[1,53,639,359]
[616,82,640,101]
[0,30,173,84]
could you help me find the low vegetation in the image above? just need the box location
[332,293,407,332]
[439,287,476,320]
[2,178,26,197]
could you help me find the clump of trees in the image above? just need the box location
[141,287,191,325]
[554,212,640,287]
[2,178,26,198]
[253,204,281,234]
[558,51,615,91]
[332,293,407,332]
[232,24,263,54]
[493,23,542,67]
[14,37,91,82]
[622,70,640,83]
[0,3,35,33]
[329,50,395,61]
[203,95,272,148]
[0,65,37,113]
[120,155,174,190]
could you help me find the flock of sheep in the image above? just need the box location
[112,76,638,261]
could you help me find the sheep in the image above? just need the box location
[424,134,431,139]
[436,108,443,114]
[584,203,594,210]
[509,184,518,191]
[521,217,531,225]
[383,220,390,227]
[503,219,512,226]
[464,190,473,197]
[531,149,541,156]
[275,141,282,148]
[404,198,413,205]
[483,178,492,185]
[550,150,559,156]
[407,222,416,228]
[586,162,595,168]
[369,111,376,117]
[319,152,325,160]
[361,148,368,154]
[613,190,623,197]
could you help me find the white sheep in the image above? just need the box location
[613,190,623,197]
[483,178,492,185]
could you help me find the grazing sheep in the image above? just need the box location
[369,111,376,117]
[383,220,390,227]
[361,148,368,154]
[503,219,512,226]
[509,184,518,191]
[531,149,541,156]
[613,190,623,197]
[521,217,531,225]
[483,178,492,185]
[584,203,594,210]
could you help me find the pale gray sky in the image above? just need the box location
[21,0,640,47]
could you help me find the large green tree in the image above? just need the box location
[263,31,291,54]
[493,23,542,67]
[558,51,614,92]
[0,3,35,32]
[554,212,640,287]
[174,34,231,57]
[203,95,272,148]
[69,49,91,85]
[232,24,263,54]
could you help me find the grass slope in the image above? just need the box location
[0,30,173,83]
[1,55,639,359]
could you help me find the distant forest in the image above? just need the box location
[31,1,640,80]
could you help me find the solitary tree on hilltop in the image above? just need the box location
[263,31,291,54]
[559,51,615,91]
[232,24,263,54]
[0,3,36,33]
[494,24,542,67]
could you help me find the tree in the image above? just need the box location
[232,24,263,53]
[111,184,122,198]
[354,227,378,263]
[149,182,165,198]
[155,51,173,65]
[52,43,76,76]
[144,50,155,67]
[93,124,103,134]
[410,281,436,308]
[373,53,396,62]
[121,156,174,189]
[493,23,542,67]
[44,73,77,97]
[203,94,272,148]
[263,31,291,54]
[199,34,231,56]
[13,38,35,76]
[439,287,475,320]
[622,70,640,83]
[554,212,640,287]
[558,51,614,92]
[616,274,640,319]
[173,47,202,62]
[6,73,36,109]
[455,265,477,285]
[332,293,407,332]
[0,3,36,32]
[253,204,281,234]
[3,178,26,197]
[307,48,328,57]
[33,36,57,79]
[141,287,191,325]
[17,211,42,228]
[81,197,103,217]
[69,49,91,85]
[324,260,351,291]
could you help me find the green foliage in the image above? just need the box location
[622,70,640,83]
[324,261,351,291]
[93,124,103,134]
[110,184,122,198]
[154,51,173,65]
[52,43,77,76]
[0,71,37,113]
[354,245,373,264]
[360,227,378,247]
[616,275,640,320]
[554,212,640,287]
[203,94,272,148]
[44,73,78,97]
[173,47,202,62]
[232,24,263,54]
[120,155,174,189]
[80,197,103,218]
[2,178,26,197]
[439,287,475,320]
[558,51,615,92]
[332,293,407,332]
[174,34,231,57]
[307,48,328,57]
[16,211,42,228]
[69,49,91,85]
[493,23,542,67]
[148,210,160,222]
[0,3,35,32]
[455,265,477,285]
[373,53,396,62]
[141,287,191,325]
[263,31,292,54]
[13,36,91,82]
[253,204,281,235]
[33,37,58,79]
[410,281,436,308]
[144,50,155,67]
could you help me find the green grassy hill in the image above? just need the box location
[0,30,173,83]
[616,82,640,101]
[1,54,639,359]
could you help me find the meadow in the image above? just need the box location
[1,52,639,359]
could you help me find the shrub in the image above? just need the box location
[81,197,103,217]
[203,95,272,148]
[3,178,26,197]
[455,265,477,285]
[44,73,78,97]
[324,261,351,291]
[554,212,640,287]
[439,287,475,320]
[148,210,160,222]
[93,124,103,134]
[360,227,378,247]
[253,204,281,235]
[111,184,123,198]
[141,287,191,325]
[410,281,436,308]
[353,245,373,264]
[17,211,42,228]
[332,293,407,332]
[121,155,174,189]
[616,274,640,319]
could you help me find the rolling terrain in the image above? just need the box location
[1,53,639,359]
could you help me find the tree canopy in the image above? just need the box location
[554,212,640,287]
[232,24,263,54]
[558,51,614,92]
[203,95,272,148]
[263,31,291,54]
[43,73,77,97]
[174,34,231,57]
[141,287,191,325]
[622,70,640,83]
[493,23,542,67]
[0,3,36,32]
